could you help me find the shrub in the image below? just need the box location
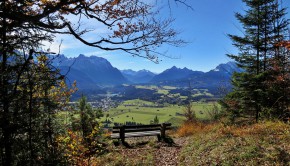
[183,102,197,123]
[206,103,223,121]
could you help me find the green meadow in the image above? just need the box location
[134,85,214,99]
[135,85,177,95]
[101,99,217,126]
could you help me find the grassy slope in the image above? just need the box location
[96,121,289,166]
[179,121,290,165]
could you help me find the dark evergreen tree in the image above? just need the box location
[0,50,70,165]
[70,96,106,160]
[153,115,159,124]
[78,96,98,141]
[223,0,289,122]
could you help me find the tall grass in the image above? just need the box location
[176,122,217,137]
[178,121,290,165]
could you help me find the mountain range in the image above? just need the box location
[150,66,204,83]
[150,62,242,90]
[121,69,156,84]
[52,54,127,89]
[52,54,241,90]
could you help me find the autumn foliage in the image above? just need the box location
[276,41,290,50]
[178,121,290,165]
[176,122,214,137]
[57,127,106,166]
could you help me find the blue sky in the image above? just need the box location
[47,0,290,73]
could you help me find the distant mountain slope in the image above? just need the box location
[53,54,127,89]
[150,66,204,83]
[58,66,96,89]
[121,69,156,83]
[210,61,243,75]
[150,62,241,92]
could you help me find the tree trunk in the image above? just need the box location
[1,0,12,164]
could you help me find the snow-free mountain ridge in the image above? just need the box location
[52,54,127,89]
[52,54,241,90]
[121,69,156,83]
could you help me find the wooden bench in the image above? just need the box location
[111,123,172,143]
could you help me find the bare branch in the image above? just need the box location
[1,0,186,63]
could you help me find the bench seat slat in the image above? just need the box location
[112,128,161,133]
[111,130,161,139]
[125,131,160,138]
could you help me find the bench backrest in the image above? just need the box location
[112,123,171,133]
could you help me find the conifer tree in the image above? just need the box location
[78,96,98,142]
[153,115,159,124]
[223,0,289,122]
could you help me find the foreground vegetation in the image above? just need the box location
[94,121,290,166]
[178,121,290,165]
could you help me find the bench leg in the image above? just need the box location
[120,126,125,144]
[121,137,125,144]
[161,123,166,140]
[157,134,161,142]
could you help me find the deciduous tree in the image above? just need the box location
[1,0,185,165]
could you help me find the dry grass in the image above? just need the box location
[175,121,217,137]
[218,121,290,137]
[179,121,290,165]
[176,120,290,138]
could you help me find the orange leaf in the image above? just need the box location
[111,0,120,5]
